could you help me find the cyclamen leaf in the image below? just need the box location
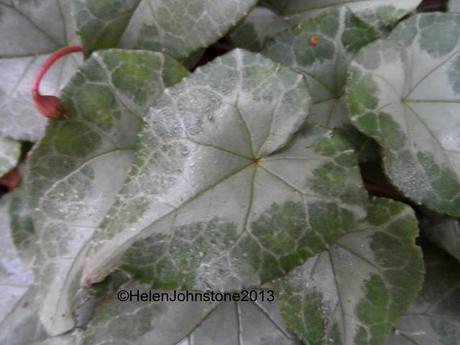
[262,0,421,30]
[27,50,188,336]
[263,8,381,129]
[384,245,460,345]
[277,198,424,345]
[346,13,460,217]
[72,0,257,60]
[33,283,298,345]
[422,218,460,262]
[0,136,21,178]
[0,193,46,345]
[0,0,82,141]
[82,49,367,291]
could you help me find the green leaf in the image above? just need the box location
[277,198,424,345]
[230,7,292,52]
[9,184,37,266]
[72,0,257,60]
[262,0,421,30]
[27,49,188,336]
[384,245,460,345]
[0,193,47,345]
[0,136,21,178]
[263,8,381,129]
[82,49,367,292]
[346,13,460,217]
[0,0,82,141]
[33,282,299,345]
[422,217,460,262]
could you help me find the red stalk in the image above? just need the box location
[32,45,83,119]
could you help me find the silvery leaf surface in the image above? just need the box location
[27,49,188,336]
[347,13,460,217]
[0,0,82,141]
[72,0,257,60]
[276,198,424,345]
[82,49,368,293]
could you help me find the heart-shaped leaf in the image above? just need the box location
[384,245,460,345]
[263,8,381,128]
[0,0,82,141]
[0,137,21,178]
[27,49,188,335]
[72,0,257,60]
[82,49,368,292]
[277,198,424,345]
[262,0,421,30]
[346,13,460,217]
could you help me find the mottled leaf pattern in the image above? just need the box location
[0,193,46,345]
[262,0,421,29]
[82,49,367,292]
[9,185,38,266]
[263,8,381,128]
[0,0,82,141]
[230,7,292,52]
[27,50,188,335]
[384,245,460,345]
[72,0,257,60]
[347,13,460,217]
[423,218,460,262]
[277,198,424,345]
[32,283,299,345]
[0,136,21,178]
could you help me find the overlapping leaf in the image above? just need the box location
[347,13,460,217]
[0,136,21,178]
[0,193,46,345]
[263,8,381,128]
[422,217,460,262]
[72,0,257,60]
[27,50,188,335]
[262,0,421,29]
[276,198,424,345]
[384,245,460,345]
[82,49,367,293]
[33,282,299,345]
[0,0,82,141]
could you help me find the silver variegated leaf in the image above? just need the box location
[347,13,460,217]
[0,193,46,345]
[262,0,421,30]
[0,0,82,141]
[384,245,460,345]
[27,49,188,336]
[0,136,21,178]
[277,198,424,345]
[263,8,381,128]
[82,49,368,293]
[72,0,257,60]
[33,282,299,345]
